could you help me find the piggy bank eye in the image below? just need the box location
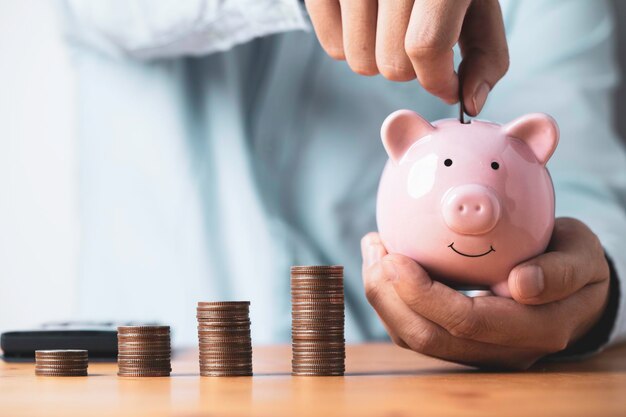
[444,159,453,167]
[491,161,500,170]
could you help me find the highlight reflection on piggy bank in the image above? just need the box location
[376,110,559,296]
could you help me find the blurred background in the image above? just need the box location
[1,0,626,334]
[0,1,77,333]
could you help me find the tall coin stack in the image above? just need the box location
[197,301,253,376]
[117,325,171,377]
[35,350,88,376]
[291,265,345,376]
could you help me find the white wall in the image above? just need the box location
[0,1,78,333]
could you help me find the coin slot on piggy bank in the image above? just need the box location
[376,110,559,297]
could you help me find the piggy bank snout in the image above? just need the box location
[442,185,501,235]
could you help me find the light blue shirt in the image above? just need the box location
[59,0,626,348]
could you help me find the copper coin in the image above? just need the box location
[199,357,252,363]
[198,363,253,368]
[35,358,89,363]
[291,371,344,376]
[291,274,344,279]
[197,327,250,332]
[198,346,252,351]
[291,294,344,299]
[291,361,345,371]
[292,364,345,370]
[292,347,345,352]
[196,315,250,321]
[198,341,251,347]
[291,360,345,366]
[292,350,345,356]
[197,301,250,308]
[292,309,344,313]
[292,337,345,343]
[197,332,251,338]
[291,265,343,272]
[196,320,251,327]
[198,349,252,355]
[291,300,344,306]
[196,305,249,311]
[200,371,252,377]
[196,309,250,314]
[198,343,252,349]
[117,357,171,363]
[292,326,344,332]
[291,281,343,286]
[291,318,344,324]
[199,353,252,358]
[36,370,88,377]
[199,355,252,361]
[117,352,171,358]
[117,325,170,333]
[117,348,171,353]
[118,349,171,355]
[292,368,345,374]
[292,345,345,351]
[35,365,87,370]
[117,334,170,339]
[291,297,344,303]
[35,350,88,357]
[117,371,170,377]
[291,329,344,335]
[118,357,171,362]
[291,289,344,293]
[291,316,344,322]
[197,336,251,342]
[117,364,172,369]
[291,319,344,329]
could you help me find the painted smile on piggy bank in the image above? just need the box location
[376,109,559,296]
[448,242,495,258]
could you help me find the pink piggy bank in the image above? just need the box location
[376,110,559,296]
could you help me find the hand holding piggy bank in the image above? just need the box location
[376,110,559,296]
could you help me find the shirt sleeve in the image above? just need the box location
[482,0,626,350]
[57,0,308,59]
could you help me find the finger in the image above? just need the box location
[361,232,387,272]
[339,0,378,75]
[363,253,540,369]
[388,254,571,351]
[375,0,415,81]
[404,0,470,103]
[361,233,409,348]
[458,0,509,115]
[509,218,610,305]
[306,0,345,60]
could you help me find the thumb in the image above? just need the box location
[509,218,610,305]
[508,251,605,305]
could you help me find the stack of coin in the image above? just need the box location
[291,265,345,376]
[35,350,88,376]
[197,301,253,376]
[117,325,171,377]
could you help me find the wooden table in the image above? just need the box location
[2,343,625,417]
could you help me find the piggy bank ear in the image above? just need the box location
[381,110,435,164]
[503,113,559,165]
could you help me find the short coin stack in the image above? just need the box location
[35,350,88,376]
[197,301,253,376]
[117,325,171,377]
[291,265,345,376]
